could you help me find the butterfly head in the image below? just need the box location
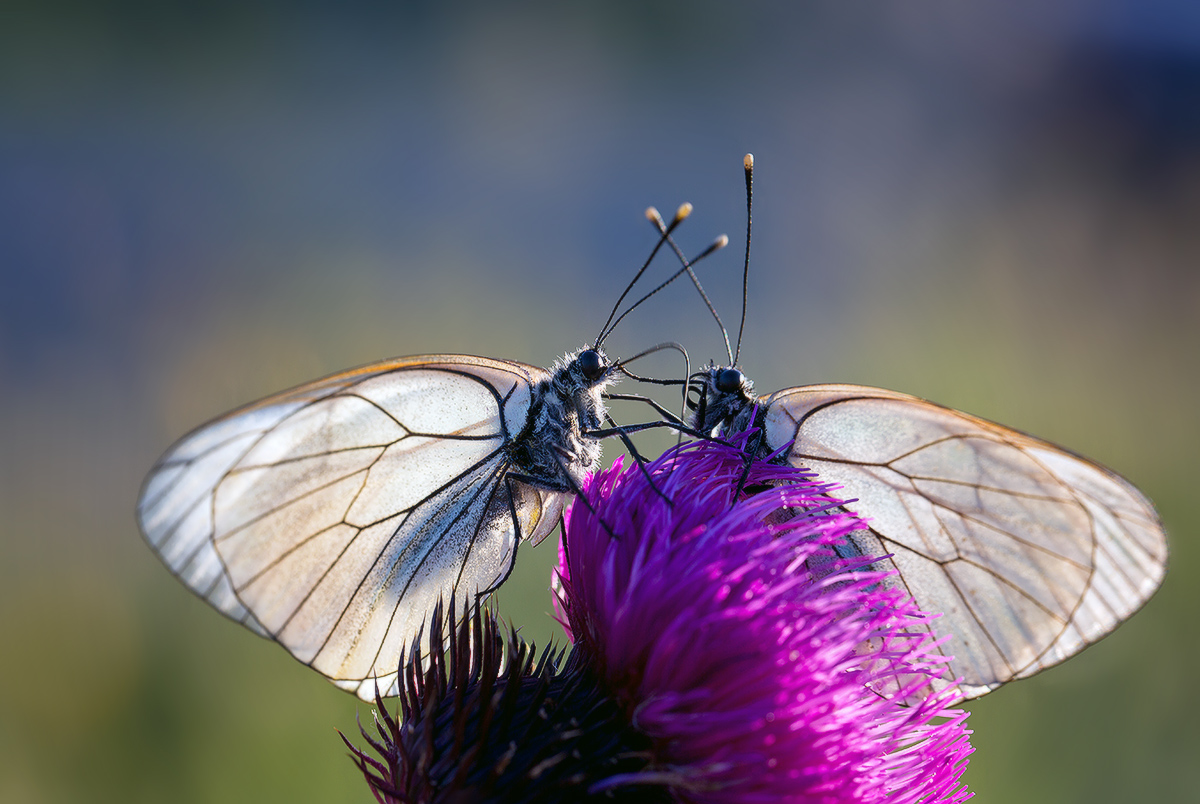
[550,346,618,433]
[559,346,615,387]
[576,347,608,383]
[689,364,757,438]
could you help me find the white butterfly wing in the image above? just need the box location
[137,355,567,700]
[761,384,1167,700]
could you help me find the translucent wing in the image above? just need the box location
[760,383,1167,699]
[137,355,567,700]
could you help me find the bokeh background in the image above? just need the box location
[2,2,1198,802]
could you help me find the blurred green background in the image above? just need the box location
[2,2,1197,802]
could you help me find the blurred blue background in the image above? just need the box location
[2,2,1197,801]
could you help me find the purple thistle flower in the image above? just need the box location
[554,438,974,803]
[348,437,973,802]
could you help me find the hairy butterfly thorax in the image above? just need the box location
[512,347,614,496]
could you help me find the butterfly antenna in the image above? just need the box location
[613,340,692,444]
[734,153,753,366]
[595,204,693,348]
[604,217,728,342]
[612,340,689,376]
[646,207,734,366]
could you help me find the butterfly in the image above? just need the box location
[136,208,723,701]
[670,155,1168,700]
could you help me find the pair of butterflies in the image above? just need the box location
[138,157,1167,702]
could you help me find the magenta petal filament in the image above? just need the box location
[555,438,973,803]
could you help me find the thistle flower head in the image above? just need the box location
[350,437,973,802]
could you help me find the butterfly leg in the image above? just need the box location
[597,414,674,506]
[588,418,732,445]
[607,386,693,456]
[603,392,687,426]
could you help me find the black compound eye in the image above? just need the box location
[716,368,745,395]
[578,349,606,382]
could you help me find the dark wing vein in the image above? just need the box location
[361,457,513,677]
[322,455,508,674]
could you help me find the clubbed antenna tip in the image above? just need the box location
[694,234,728,261]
